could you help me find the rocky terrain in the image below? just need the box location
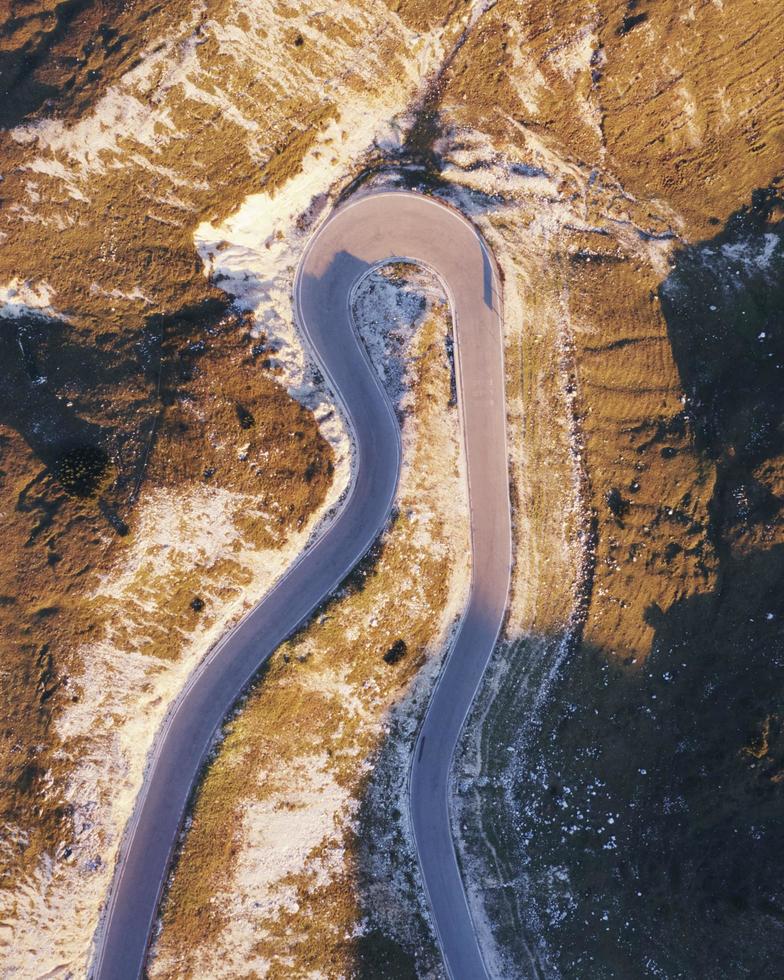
[1,0,782,977]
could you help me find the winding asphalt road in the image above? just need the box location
[91,191,512,980]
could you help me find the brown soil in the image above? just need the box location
[442,0,784,237]
[0,0,194,129]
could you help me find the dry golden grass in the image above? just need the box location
[443,0,784,238]
[0,314,333,882]
[568,253,718,662]
[384,0,465,33]
[430,0,784,668]
[0,0,430,924]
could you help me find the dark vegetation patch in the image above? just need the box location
[444,333,457,406]
[383,639,407,665]
[604,487,629,523]
[235,404,255,429]
[54,444,110,497]
[616,11,648,36]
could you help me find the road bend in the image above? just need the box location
[92,191,512,980]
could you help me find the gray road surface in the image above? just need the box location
[91,191,512,980]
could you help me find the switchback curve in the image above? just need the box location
[92,191,512,980]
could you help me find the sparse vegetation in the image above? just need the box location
[150,269,468,980]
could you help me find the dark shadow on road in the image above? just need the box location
[299,249,371,322]
[480,236,495,310]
